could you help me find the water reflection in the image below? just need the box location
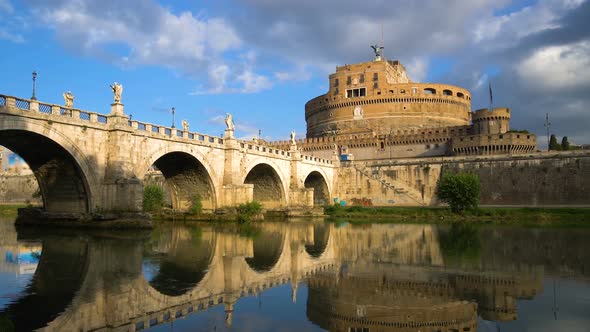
[0,219,587,331]
[143,225,215,296]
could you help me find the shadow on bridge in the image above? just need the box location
[0,130,91,214]
[151,152,216,211]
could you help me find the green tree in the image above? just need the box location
[436,172,480,213]
[549,134,561,151]
[142,184,165,212]
[561,136,570,151]
[0,314,14,332]
[189,194,203,215]
[237,201,262,222]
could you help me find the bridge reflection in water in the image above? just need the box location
[0,221,589,331]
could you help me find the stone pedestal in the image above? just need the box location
[110,103,124,115]
[224,128,234,139]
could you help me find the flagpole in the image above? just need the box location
[488,81,493,112]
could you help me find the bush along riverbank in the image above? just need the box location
[323,205,590,226]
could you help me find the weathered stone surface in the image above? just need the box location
[0,94,335,218]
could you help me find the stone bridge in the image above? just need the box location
[0,94,336,216]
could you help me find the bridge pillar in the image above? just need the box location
[221,134,253,207]
[101,104,143,212]
[288,145,314,207]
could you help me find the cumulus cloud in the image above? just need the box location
[516,41,590,90]
[405,57,428,82]
[23,0,274,94]
[0,0,26,43]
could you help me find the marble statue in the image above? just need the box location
[110,82,123,103]
[182,119,189,131]
[225,113,234,130]
[63,91,74,108]
[290,130,296,145]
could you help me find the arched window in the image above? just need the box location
[424,88,436,94]
[443,89,452,96]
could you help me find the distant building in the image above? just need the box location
[269,47,537,160]
[0,146,32,174]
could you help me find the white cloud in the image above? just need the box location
[472,0,587,49]
[516,41,590,90]
[0,29,23,43]
[237,69,272,93]
[473,5,558,46]
[405,57,428,82]
[191,52,273,94]
[25,0,277,94]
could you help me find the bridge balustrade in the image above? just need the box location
[1,95,110,125]
[15,98,30,110]
[39,103,52,114]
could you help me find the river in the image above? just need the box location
[0,217,589,331]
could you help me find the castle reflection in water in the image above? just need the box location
[0,220,588,332]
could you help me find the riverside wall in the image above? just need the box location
[0,173,40,204]
[336,151,590,207]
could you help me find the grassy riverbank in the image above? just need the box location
[0,204,26,218]
[324,205,590,226]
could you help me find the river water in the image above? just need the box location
[0,217,589,332]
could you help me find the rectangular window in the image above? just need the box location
[333,87,339,95]
[346,88,366,98]
[346,76,351,85]
[334,78,339,87]
[360,74,365,83]
[373,82,378,89]
[373,73,378,81]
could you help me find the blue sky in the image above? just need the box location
[1,0,589,145]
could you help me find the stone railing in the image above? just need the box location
[0,94,333,164]
[239,141,291,159]
[236,140,333,165]
[300,153,334,165]
[0,94,109,124]
[128,119,225,147]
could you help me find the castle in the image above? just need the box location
[270,47,537,160]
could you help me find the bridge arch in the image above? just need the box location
[245,227,287,272]
[143,225,216,297]
[0,119,97,213]
[243,161,287,208]
[303,170,331,206]
[139,148,218,211]
[305,223,331,258]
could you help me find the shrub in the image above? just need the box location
[189,194,203,215]
[323,204,341,215]
[143,184,164,212]
[436,172,480,213]
[236,201,262,222]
